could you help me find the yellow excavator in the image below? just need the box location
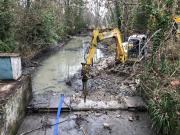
[81,28,147,102]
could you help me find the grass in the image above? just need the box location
[139,41,180,135]
[148,93,178,135]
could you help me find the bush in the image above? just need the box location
[148,93,178,135]
[0,0,15,52]
[133,0,152,33]
[16,5,58,54]
[0,0,88,55]
[40,10,58,44]
[0,39,15,52]
[56,24,69,40]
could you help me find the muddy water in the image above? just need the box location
[32,36,103,96]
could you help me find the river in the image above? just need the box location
[32,36,103,96]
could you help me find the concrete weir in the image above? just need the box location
[0,75,32,135]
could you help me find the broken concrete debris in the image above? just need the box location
[103,123,112,130]
[128,116,134,122]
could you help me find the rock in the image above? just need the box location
[128,116,133,122]
[123,96,146,109]
[103,123,111,130]
[95,113,101,117]
[116,115,121,118]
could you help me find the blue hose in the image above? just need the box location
[53,94,64,135]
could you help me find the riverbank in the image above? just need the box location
[22,36,71,74]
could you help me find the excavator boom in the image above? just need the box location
[85,28,127,65]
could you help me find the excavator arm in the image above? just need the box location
[81,28,127,102]
[98,28,128,63]
[85,28,127,65]
[86,29,100,65]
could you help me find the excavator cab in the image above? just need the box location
[128,34,147,58]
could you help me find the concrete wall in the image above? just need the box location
[0,76,32,135]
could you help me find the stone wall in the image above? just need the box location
[0,76,32,135]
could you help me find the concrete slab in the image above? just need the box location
[29,95,125,112]
[123,96,146,109]
[28,95,147,113]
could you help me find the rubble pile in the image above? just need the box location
[70,55,142,102]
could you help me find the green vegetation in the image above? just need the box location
[0,0,15,52]
[0,0,87,55]
[136,0,180,134]
[0,1,179,134]
[148,93,177,135]
[133,0,152,33]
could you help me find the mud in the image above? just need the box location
[17,111,154,135]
